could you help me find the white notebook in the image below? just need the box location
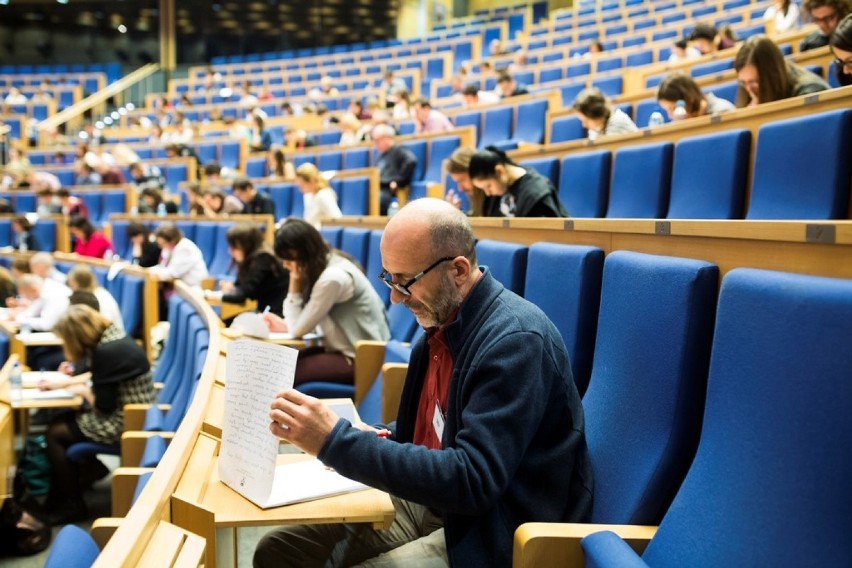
[217,338,366,509]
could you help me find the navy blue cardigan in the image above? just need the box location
[319,268,593,567]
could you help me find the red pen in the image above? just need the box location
[376,429,391,438]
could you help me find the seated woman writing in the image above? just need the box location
[208,222,289,318]
[43,305,156,524]
[262,218,389,386]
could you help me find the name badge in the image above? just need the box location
[432,401,445,445]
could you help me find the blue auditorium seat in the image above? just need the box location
[44,525,100,568]
[339,228,371,269]
[453,111,481,145]
[102,191,127,223]
[607,142,673,218]
[268,183,295,218]
[401,140,427,183]
[364,230,389,305]
[192,223,216,263]
[208,223,236,279]
[559,150,611,218]
[510,99,548,145]
[32,219,56,251]
[746,108,852,220]
[409,135,461,200]
[479,106,514,149]
[549,114,585,143]
[579,268,852,567]
[343,147,370,170]
[668,129,750,219]
[195,142,218,166]
[338,178,370,216]
[475,239,528,296]
[319,226,343,248]
[520,157,559,188]
[524,243,604,394]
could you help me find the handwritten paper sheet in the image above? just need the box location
[219,338,298,506]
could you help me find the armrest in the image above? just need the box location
[90,517,122,549]
[200,277,216,291]
[513,523,657,568]
[381,363,408,424]
[424,181,444,199]
[123,403,171,432]
[120,431,174,467]
[353,340,387,404]
[111,466,155,517]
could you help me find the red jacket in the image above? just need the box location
[75,231,114,259]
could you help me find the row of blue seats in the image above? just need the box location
[522,108,852,220]
[0,63,121,84]
[39,161,190,194]
[0,218,58,252]
[450,98,551,149]
[0,189,127,228]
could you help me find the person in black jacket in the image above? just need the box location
[468,146,569,218]
[212,222,288,318]
[232,177,276,216]
[127,221,161,267]
[372,124,417,215]
[11,215,40,252]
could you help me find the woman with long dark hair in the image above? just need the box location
[830,14,852,86]
[69,215,114,259]
[467,146,569,218]
[214,223,289,317]
[262,218,389,386]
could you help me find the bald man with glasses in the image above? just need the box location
[255,198,592,568]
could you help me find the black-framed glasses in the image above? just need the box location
[378,257,455,296]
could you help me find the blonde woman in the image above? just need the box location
[294,163,342,229]
[43,305,155,524]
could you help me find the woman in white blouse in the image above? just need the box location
[763,0,801,33]
[294,163,343,229]
[262,219,389,386]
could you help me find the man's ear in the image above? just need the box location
[451,255,472,284]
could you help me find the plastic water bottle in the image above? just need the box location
[156,202,167,217]
[672,100,688,121]
[9,361,22,402]
[19,320,31,336]
[648,111,665,127]
[387,199,400,218]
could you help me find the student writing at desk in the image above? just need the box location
[255,199,593,567]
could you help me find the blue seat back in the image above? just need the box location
[317,151,343,172]
[514,99,548,144]
[520,157,559,188]
[607,142,673,218]
[192,223,216,262]
[479,106,513,148]
[584,251,718,524]
[44,525,100,568]
[669,129,750,219]
[343,147,370,170]
[120,274,145,334]
[208,223,235,278]
[102,191,127,223]
[32,219,56,251]
[524,243,604,394]
[319,226,343,248]
[339,228,371,268]
[339,178,370,216]
[366,230,389,305]
[401,140,427,183]
[550,114,585,143]
[424,136,461,183]
[559,150,611,218]
[639,268,852,566]
[746,109,852,220]
[475,239,528,296]
[268,183,295,218]
[453,111,481,144]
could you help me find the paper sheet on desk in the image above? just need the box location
[21,388,76,400]
[217,338,366,509]
[22,371,68,388]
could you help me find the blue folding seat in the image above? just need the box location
[409,135,460,200]
[453,110,481,145]
[33,219,56,251]
[245,156,266,178]
[704,80,738,104]
[479,106,513,149]
[192,223,216,263]
[559,81,586,107]
[44,525,100,568]
[549,114,585,144]
[520,157,559,188]
[119,274,145,336]
[691,59,733,78]
[319,227,343,249]
[364,230,389,305]
[669,129,750,219]
[538,66,563,84]
[267,183,294,218]
[747,109,852,220]
[510,99,548,145]
[316,151,342,172]
[401,140,427,183]
[208,222,235,279]
[566,62,591,79]
[559,150,611,218]
[292,154,315,169]
[691,4,717,17]
[524,243,604,394]
[608,142,673,218]
[626,49,652,68]
[475,239,528,296]
[339,178,370,216]
[219,140,241,170]
[174,220,196,244]
[634,99,669,127]
[343,147,370,170]
[621,36,646,48]
[339,228,371,269]
[13,193,36,213]
[592,76,623,98]
[575,268,852,567]
[652,29,678,42]
[316,130,342,146]
[162,164,187,193]
[195,142,218,166]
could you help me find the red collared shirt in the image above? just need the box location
[413,323,455,449]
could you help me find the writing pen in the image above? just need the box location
[262,305,271,314]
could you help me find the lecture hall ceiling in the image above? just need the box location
[0,0,398,48]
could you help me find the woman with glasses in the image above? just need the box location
[831,14,852,86]
[734,35,830,108]
[467,146,568,218]
[262,218,389,386]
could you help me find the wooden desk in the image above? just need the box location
[1,380,82,441]
[172,432,395,568]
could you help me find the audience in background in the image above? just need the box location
[57,188,89,218]
[11,215,39,252]
[249,115,273,152]
[0,266,16,307]
[444,146,486,216]
[496,70,530,98]
[202,187,245,217]
[800,0,851,50]
[688,23,736,54]
[261,219,389,386]
[36,188,62,216]
[266,146,296,179]
[734,35,830,107]
[373,124,417,215]
[656,72,736,119]
[29,252,67,284]
[127,222,161,267]
[378,68,408,108]
[232,177,275,215]
[294,163,342,229]
[413,98,454,134]
[468,146,568,218]
[337,113,363,147]
[830,14,852,85]
[392,90,414,120]
[70,216,114,259]
[14,273,71,332]
[150,222,209,288]
[207,223,289,318]
[764,0,802,32]
[44,305,155,525]
[461,83,501,107]
[66,264,125,332]
[572,87,638,139]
